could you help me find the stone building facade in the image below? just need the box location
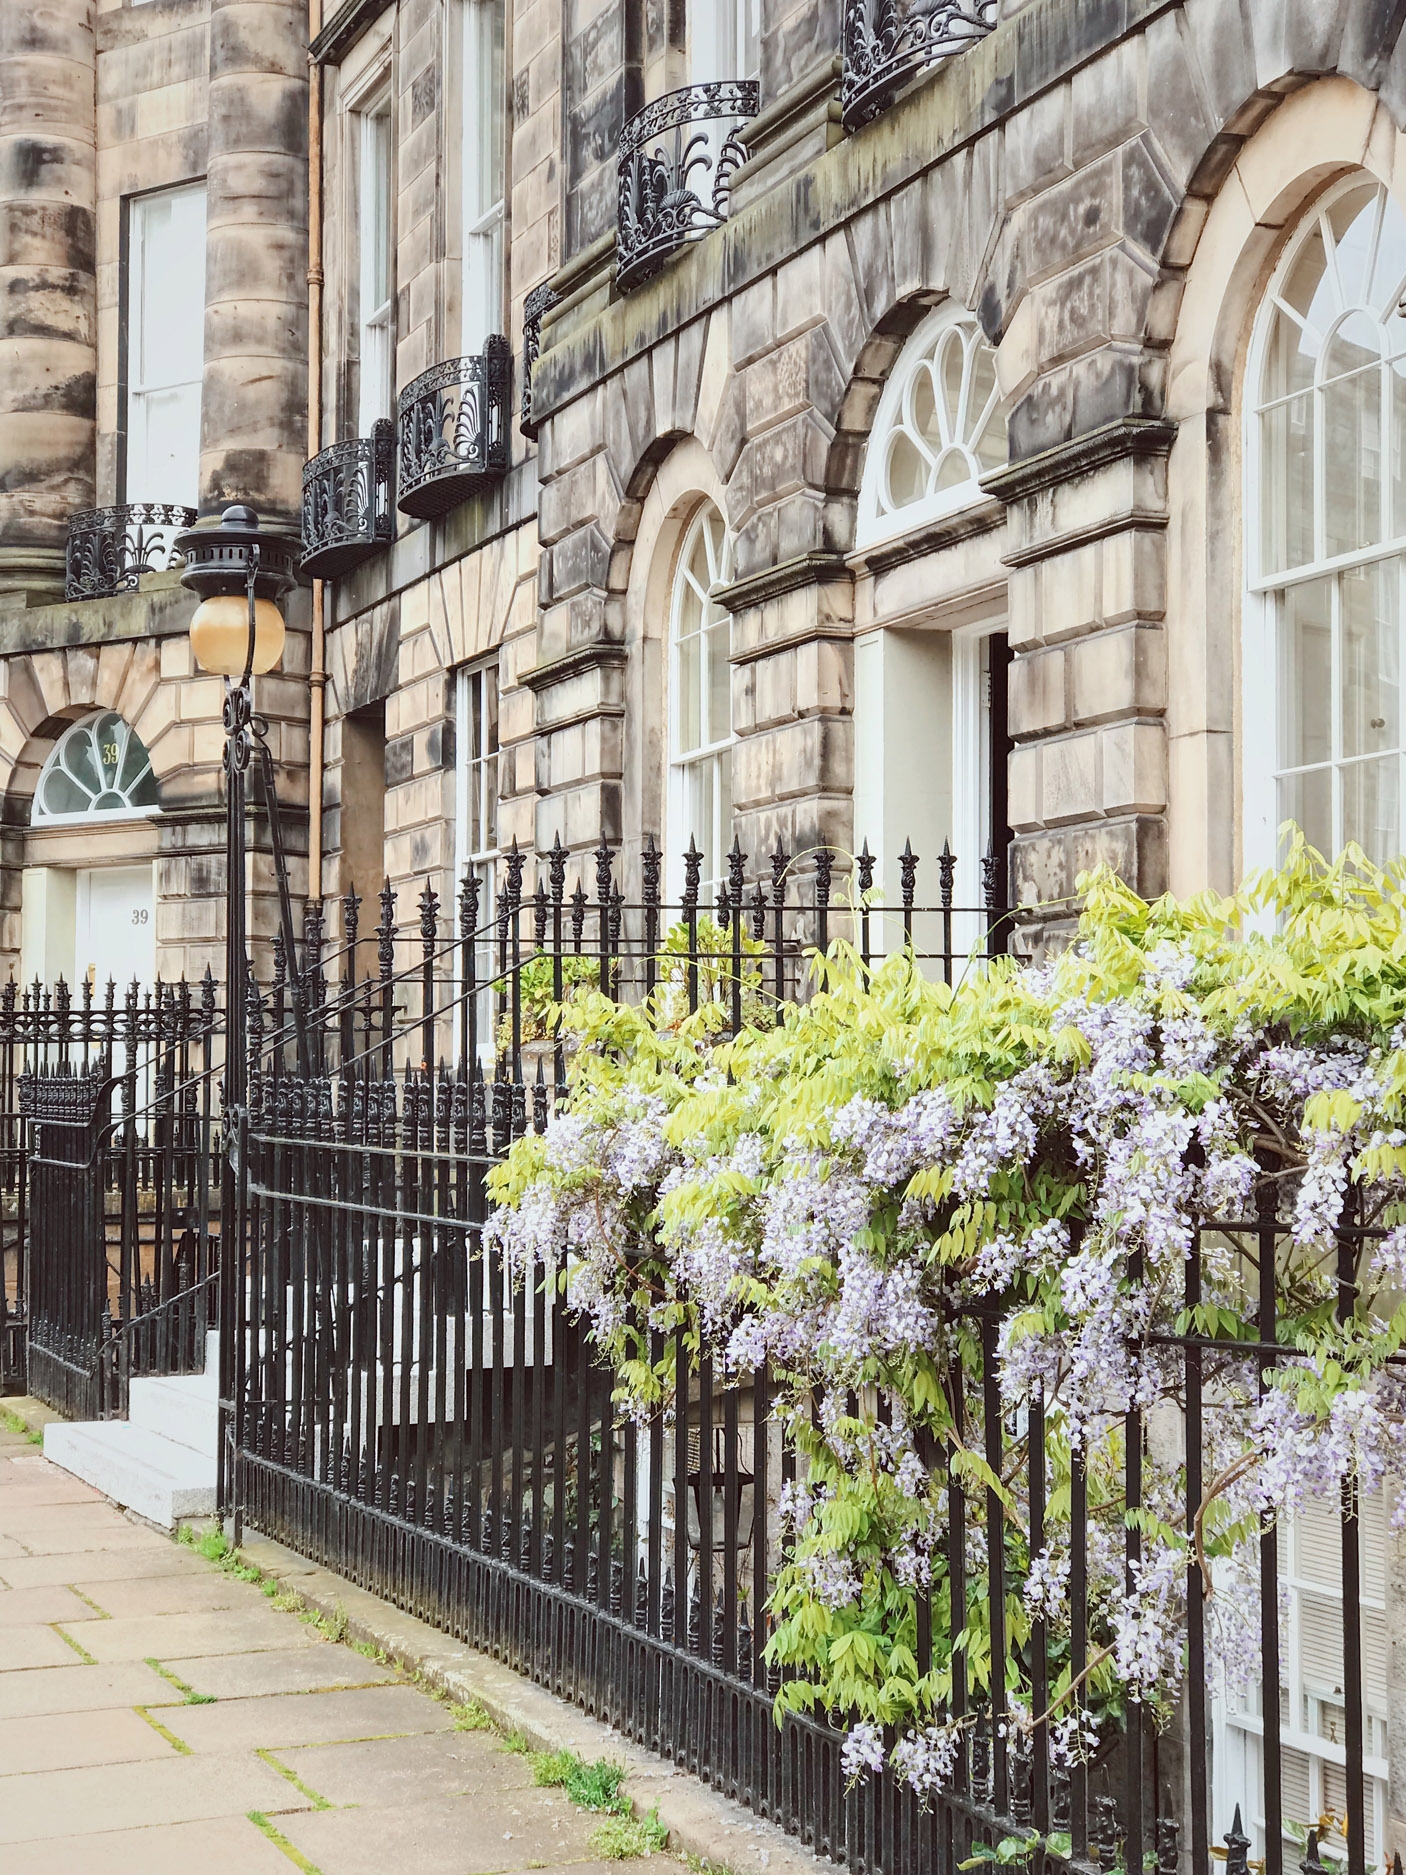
[0,0,310,987]
[297,0,1406,1857]
[3,0,1406,1850]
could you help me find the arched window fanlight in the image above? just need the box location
[856,304,1008,550]
[667,502,734,894]
[32,712,160,825]
[1245,175,1406,871]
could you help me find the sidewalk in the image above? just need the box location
[0,1411,693,1875]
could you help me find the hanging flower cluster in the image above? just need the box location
[485,838,1406,1799]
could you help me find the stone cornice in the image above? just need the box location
[520,641,628,695]
[851,497,1006,576]
[980,418,1178,506]
[311,0,389,65]
[714,551,850,616]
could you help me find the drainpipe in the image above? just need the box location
[307,0,325,902]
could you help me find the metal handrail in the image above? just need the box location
[64,503,198,602]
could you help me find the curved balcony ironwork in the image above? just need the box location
[616,81,759,294]
[300,420,395,579]
[396,338,512,521]
[64,502,197,602]
[841,0,998,131]
[520,281,559,439]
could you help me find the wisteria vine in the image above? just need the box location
[486,839,1406,1801]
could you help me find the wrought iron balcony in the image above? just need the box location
[300,420,395,578]
[64,503,197,602]
[396,338,512,520]
[841,0,998,131]
[520,281,559,439]
[616,81,759,294]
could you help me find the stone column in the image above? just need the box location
[0,0,97,604]
[199,0,309,530]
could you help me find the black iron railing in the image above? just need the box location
[521,281,559,438]
[397,339,512,520]
[300,420,395,578]
[841,0,998,131]
[64,502,198,602]
[616,82,759,293]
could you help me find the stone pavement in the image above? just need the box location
[0,1415,692,1875]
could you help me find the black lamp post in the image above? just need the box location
[176,504,299,1530]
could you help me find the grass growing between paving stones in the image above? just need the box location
[144,1655,217,1704]
[531,1748,670,1860]
[0,1408,42,1444]
[53,1624,96,1664]
[172,1530,673,1860]
[248,1810,325,1874]
[257,1746,334,1811]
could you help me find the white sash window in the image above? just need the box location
[125,184,206,507]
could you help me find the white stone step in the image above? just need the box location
[127,1370,218,1457]
[43,1420,216,1528]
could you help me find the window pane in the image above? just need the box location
[678,631,702,755]
[1279,767,1332,855]
[885,431,928,510]
[1341,562,1399,759]
[1324,364,1383,557]
[1279,578,1332,771]
[1343,756,1399,864]
[1261,396,1314,574]
[686,759,714,873]
[706,619,730,747]
[1326,183,1383,304]
[1266,304,1317,403]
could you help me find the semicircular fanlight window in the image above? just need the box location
[32,712,160,824]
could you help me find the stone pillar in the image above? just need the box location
[0,0,97,604]
[199,0,309,530]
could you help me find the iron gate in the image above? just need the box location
[21,1067,111,1420]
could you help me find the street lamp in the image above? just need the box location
[176,504,299,1089]
[176,504,299,1538]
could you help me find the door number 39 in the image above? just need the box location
[132,909,149,926]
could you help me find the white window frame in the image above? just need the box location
[461,0,505,358]
[856,302,1008,553]
[32,713,159,828]
[124,182,206,508]
[355,99,394,437]
[666,503,735,903]
[691,0,761,82]
[1242,174,1406,876]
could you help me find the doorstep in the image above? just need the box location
[238,1528,828,1875]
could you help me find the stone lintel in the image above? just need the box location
[520,640,628,695]
[714,550,849,616]
[984,416,1176,508]
[854,500,1006,577]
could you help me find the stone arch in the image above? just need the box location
[607,433,732,880]
[0,639,176,830]
[1159,75,1406,898]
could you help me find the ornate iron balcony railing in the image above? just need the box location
[396,338,512,520]
[616,81,759,294]
[841,0,998,131]
[64,503,197,602]
[520,281,559,439]
[300,420,395,579]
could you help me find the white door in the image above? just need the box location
[75,865,155,993]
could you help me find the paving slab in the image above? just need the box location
[75,1605,330,1663]
[274,1728,539,1808]
[0,1623,87,1670]
[0,1815,296,1875]
[0,1752,314,1844]
[0,1583,106,1626]
[0,1706,176,1775]
[160,1681,456,1754]
[161,1642,399,1700]
[0,1659,177,1719]
[70,1568,274,1619]
[274,1789,688,1875]
[0,1546,209,1589]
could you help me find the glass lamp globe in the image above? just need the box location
[188,593,286,678]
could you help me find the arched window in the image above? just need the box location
[1246,176,1406,870]
[856,303,1008,550]
[32,712,159,825]
[667,502,734,893]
